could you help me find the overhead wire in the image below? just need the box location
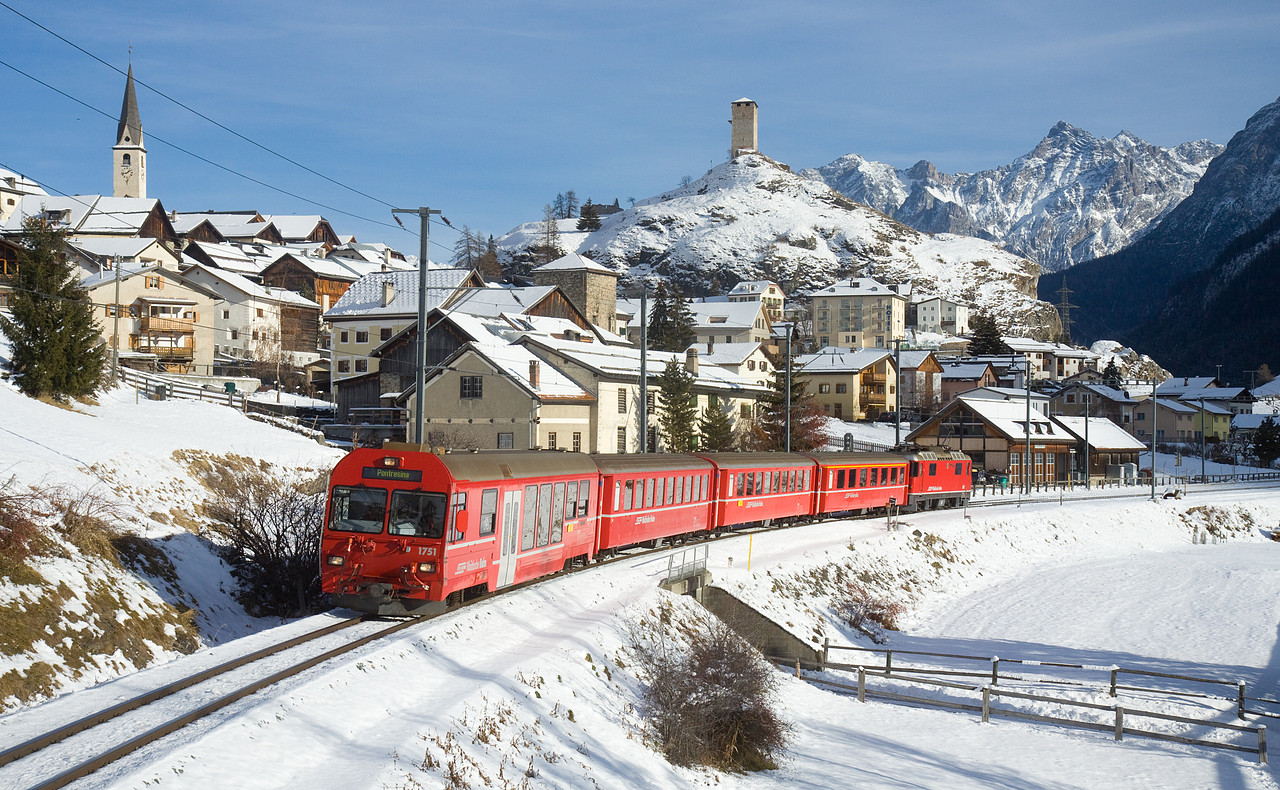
[0,6,466,259]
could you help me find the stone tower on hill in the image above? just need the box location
[113,64,146,199]
[731,98,758,157]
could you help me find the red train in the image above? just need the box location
[321,444,971,616]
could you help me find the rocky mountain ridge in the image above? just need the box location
[802,125,1222,273]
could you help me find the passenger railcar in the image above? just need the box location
[808,452,909,515]
[696,452,816,529]
[595,454,715,549]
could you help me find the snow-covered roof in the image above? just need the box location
[324,268,476,319]
[898,350,938,370]
[953,396,1072,444]
[521,335,768,395]
[1176,386,1251,402]
[962,386,1050,403]
[1060,382,1136,403]
[1,195,159,235]
[0,168,47,196]
[272,252,361,281]
[534,252,617,276]
[812,278,909,299]
[1252,379,1280,398]
[687,300,767,329]
[183,262,320,308]
[446,286,558,318]
[1155,376,1219,396]
[80,262,155,289]
[68,237,166,259]
[185,241,264,276]
[437,342,592,402]
[797,347,893,373]
[727,280,778,295]
[683,341,765,367]
[261,215,329,241]
[940,362,994,380]
[1052,416,1148,451]
[1232,414,1277,430]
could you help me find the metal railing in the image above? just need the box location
[665,544,709,584]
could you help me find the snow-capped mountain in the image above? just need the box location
[500,154,1062,338]
[802,125,1222,273]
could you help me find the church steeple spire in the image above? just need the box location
[113,63,146,198]
[116,64,143,147]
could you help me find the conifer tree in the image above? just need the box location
[967,311,1011,355]
[747,365,826,452]
[1252,417,1280,467]
[698,395,736,451]
[1102,358,1122,384]
[576,201,602,232]
[647,283,697,352]
[0,216,104,399]
[656,358,698,452]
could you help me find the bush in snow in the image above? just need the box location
[832,580,905,643]
[628,602,789,772]
[0,476,40,576]
[193,454,327,617]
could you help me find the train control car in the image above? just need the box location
[595,454,715,550]
[904,447,972,509]
[322,445,600,616]
[696,452,816,529]
[808,452,909,515]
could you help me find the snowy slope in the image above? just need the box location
[501,154,1063,338]
[805,124,1222,273]
[2,490,1276,789]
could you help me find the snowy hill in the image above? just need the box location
[0,364,341,709]
[502,154,1063,338]
[804,124,1222,273]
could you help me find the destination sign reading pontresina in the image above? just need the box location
[361,467,424,483]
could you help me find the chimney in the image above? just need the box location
[381,280,395,306]
[384,248,393,267]
[707,340,714,354]
[685,347,699,376]
[529,360,540,389]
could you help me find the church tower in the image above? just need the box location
[113,64,146,199]
[730,98,758,157]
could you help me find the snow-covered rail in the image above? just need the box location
[0,615,424,790]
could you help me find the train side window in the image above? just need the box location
[328,486,388,534]
[736,473,745,497]
[614,482,621,511]
[645,478,655,508]
[522,485,537,550]
[479,488,498,536]
[668,477,676,505]
[654,478,665,507]
[449,492,467,542]
[624,480,634,510]
[929,462,938,475]
[676,477,684,504]
[756,472,765,495]
[882,468,891,485]
[579,479,590,516]
[836,469,846,489]
[536,483,552,547]
[565,481,578,518]
[857,468,867,487]
[910,461,920,477]
[550,483,565,543]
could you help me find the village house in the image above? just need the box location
[795,347,897,421]
[726,280,785,322]
[809,278,908,350]
[81,263,219,374]
[1129,396,1198,444]
[911,295,970,337]
[907,394,1075,485]
[1053,416,1147,482]
[897,350,944,418]
[939,360,999,402]
[1050,382,1137,428]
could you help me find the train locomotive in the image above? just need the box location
[321,444,971,617]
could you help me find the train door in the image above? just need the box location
[496,489,521,588]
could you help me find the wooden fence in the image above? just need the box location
[774,652,1269,764]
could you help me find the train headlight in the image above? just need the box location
[417,561,437,574]
[325,555,346,566]
[382,456,402,468]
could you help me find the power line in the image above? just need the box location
[0,0,400,212]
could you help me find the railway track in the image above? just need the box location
[4,477,1273,788]
[0,615,422,790]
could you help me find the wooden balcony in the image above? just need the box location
[141,315,194,332]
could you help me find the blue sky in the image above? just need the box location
[3,0,1279,259]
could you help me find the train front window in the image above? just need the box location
[388,491,447,538]
[329,486,388,534]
